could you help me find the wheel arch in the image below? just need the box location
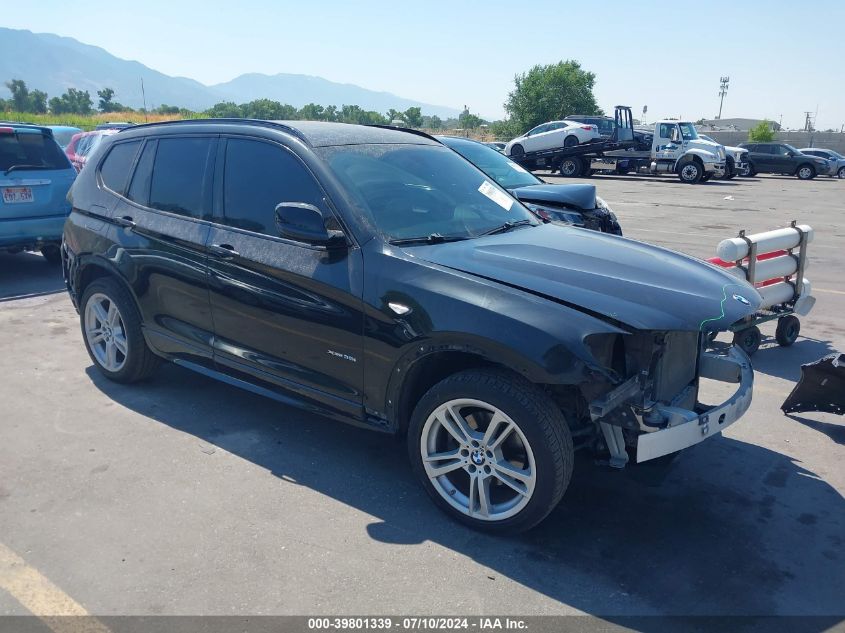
[73,255,140,312]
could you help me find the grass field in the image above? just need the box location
[0,111,197,130]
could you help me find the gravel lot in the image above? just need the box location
[0,174,843,621]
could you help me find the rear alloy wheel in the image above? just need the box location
[563,135,578,148]
[409,369,573,533]
[678,160,703,184]
[81,278,160,383]
[797,164,815,180]
[510,144,524,158]
[559,157,582,177]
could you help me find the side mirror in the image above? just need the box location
[274,203,346,247]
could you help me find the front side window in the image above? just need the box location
[316,143,538,241]
[678,123,698,140]
[99,140,142,195]
[148,137,215,218]
[223,138,326,236]
[526,124,546,136]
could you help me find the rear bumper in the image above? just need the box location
[636,345,754,462]
[0,214,67,250]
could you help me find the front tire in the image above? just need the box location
[723,157,735,180]
[837,166,845,179]
[745,163,757,177]
[408,369,573,534]
[796,164,815,180]
[678,160,703,184]
[80,277,160,383]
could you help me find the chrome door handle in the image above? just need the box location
[114,215,135,229]
[208,243,239,259]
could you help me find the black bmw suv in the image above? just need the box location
[63,119,760,533]
[739,142,829,179]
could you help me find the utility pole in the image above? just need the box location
[803,111,814,132]
[716,76,729,119]
[140,77,148,122]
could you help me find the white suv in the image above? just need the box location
[506,120,600,157]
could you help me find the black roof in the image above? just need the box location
[117,118,438,148]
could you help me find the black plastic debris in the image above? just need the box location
[781,353,845,415]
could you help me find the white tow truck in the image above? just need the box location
[510,106,726,184]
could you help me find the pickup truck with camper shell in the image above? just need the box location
[62,119,759,532]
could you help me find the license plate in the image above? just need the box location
[2,187,34,204]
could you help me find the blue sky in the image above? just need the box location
[2,0,843,129]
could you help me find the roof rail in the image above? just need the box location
[367,124,442,144]
[118,118,310,145]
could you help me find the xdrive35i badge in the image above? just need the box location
[327,350,357,363]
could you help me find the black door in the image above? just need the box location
[109,135,217,366]
[206,136,364,422]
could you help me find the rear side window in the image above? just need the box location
[148,137,215,218]
[222,138,325,236]
[99,141,142,195]
[0,131,70,172]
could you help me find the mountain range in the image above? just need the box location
[0,28,460,117]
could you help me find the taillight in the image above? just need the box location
[0,127,14,134]
[581,126,594,131]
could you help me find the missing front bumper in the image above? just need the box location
[636,345,754,463]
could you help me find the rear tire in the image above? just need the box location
[40,244,61,265]
[408,368,573,534]
[796,164,815,180]
[510,144,524,158]
[563,135,578,148]
[559,157,582,177]
[80,277,160,383]
[775,315,800,347]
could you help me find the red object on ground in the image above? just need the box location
[707,250,788,288]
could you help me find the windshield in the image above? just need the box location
[0,131,71,172]
[827,149,844,159]
[440,138,542,190]
[679,122,699,140]
[316,143,539,241]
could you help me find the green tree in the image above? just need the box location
[489,119,520,140]
[458,107,483,130]
[298,103,325,120]
[155,104,180,115]
[5,79,30,112]
[426,115,443,130]
[28,89,47,114]
[748,120,776,142]
[98,88,115,112]
[403,107,423,128]
[49,88,93,115]
[206,101,243,117]
[504,60,602,133]
[386,108,404,124]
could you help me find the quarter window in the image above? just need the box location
[99,141,141,195]
[148,137,215,218]
[222,138,325,236]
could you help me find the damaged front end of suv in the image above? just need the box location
[580,328,754,467]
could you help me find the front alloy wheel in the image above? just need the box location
[409,369,573,533]
[420,399,537,522]
[797,165,815,180]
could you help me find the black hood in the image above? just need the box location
[409,224,761,332]
[510,183,597,210]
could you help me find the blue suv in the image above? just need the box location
[0,123,76,263]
